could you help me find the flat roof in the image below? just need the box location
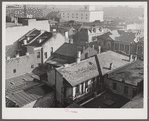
[108,60,143,86]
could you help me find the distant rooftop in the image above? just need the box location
[6,22,22,28]
[108,60,143,86]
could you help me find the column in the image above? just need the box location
[73,87,76,99]
[83,82,85,93]
[79,84,82,95]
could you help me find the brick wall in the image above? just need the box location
[6,53,41,79]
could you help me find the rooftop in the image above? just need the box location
[6,22,22,28]
[96,51,130,75]
[56,50,130,86]
[26,31,53,47]
[18,28,41,43]
[57,57,99,86]
[6,73,52,107]
[53,43,83,58]
[108,60,143,86]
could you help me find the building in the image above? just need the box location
[104,60,143,99]
[50,25,75,42]
[20,31,66,63]
[73,25,105,45]
[60,5,103,23]
[52,50,131,106]
[6,18,50,46]
[6,73,55,108]
[45,43,98,87]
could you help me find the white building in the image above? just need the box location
[60,5,103,22]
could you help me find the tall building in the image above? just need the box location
[60,5,103,22]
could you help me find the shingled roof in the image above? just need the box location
[56,51,130,86]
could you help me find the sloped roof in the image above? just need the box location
[54,43,83,58]
[96,51,130,75]
[26,31,53,47]
[97,32,113,40]
[57,51,130,86]
[57,57,99,86]
[18,28,41,43]
[115,32,136,43]
[108,60,143,86]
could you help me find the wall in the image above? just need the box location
[6,53,41,79]
[81,47,98,60]
[89,11,104,22]
[6,20,50,46]
[56,71,63,104]
[42,33,66,63]
[47,69,55,86]
[104,76,137,99]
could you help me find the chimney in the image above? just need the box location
[38,39,42,43]
[92,44,94,49]
[109,63,113,70]
[98,46,101,53]
[134,55,138,61]
[27,36,30,41]
[129,55,133,62]
[16,54,19,58]
[14,17,18,25]
[26,52,29,56]
[24,39,27,45]
[76,51,81,63]
[6,56,10,60]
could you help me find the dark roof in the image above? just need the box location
[97,32,113,40]
[115,32,136,44]
[108,60,143,86]
[18,28,41,43]
[54,43,83,58]
[57,57,99,86]
[26,31,53,47]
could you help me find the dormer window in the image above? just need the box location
[93,28,96,33]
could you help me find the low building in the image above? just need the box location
[104,60,143,99]
[6,73,55,108]
[45,43,98,87]
[53,50,131,106]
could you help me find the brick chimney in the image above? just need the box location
[98,46,101,53]
[14,17,18,26]
[76,51,81,63]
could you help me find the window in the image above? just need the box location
[86,14,87,16]
[44,52,47,58]
[81,17,83,19]
[113,82,117,90]
[51,47,53,55]
[31,65,34,68]
[13,69,16,73]
[85,81,88,88]
[37,52,40,58]
[86,17,87,19]
[81,14,83,16]
[124,86,128,94]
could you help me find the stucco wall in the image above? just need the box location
[6,20,50,46]
[89,11,104,22]
[47,69,55,86]
[6,53,41,79]
[42,33,66,63]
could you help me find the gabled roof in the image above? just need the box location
[97,32,113,40]
[96,51,130,75]
[56,51,130,86]
[57,57,99,86]
[108,60,143,86]
[26,31,53,47]
[54,43,83,58]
